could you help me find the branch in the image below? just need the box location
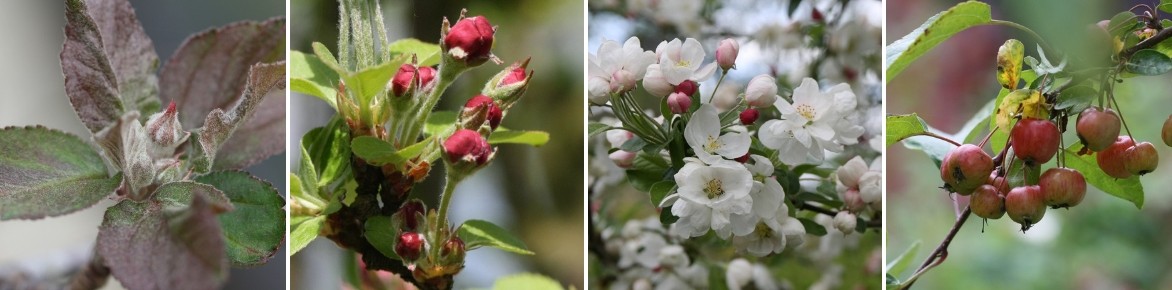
[1120,26,1172,57]
[793,201,883,228]
[902,207,972,289]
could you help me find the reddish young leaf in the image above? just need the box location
[0,126,117,220]
[196,62,286,172]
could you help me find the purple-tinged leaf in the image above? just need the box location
[159,18,285,130]
[213,89,285,170]
[196,62,286,172]
[97,181,231,290]
[195,171,286,267]
[62,0,161,133]
[0,126,117,220]
[93,112,155,199]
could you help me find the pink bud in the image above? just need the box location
[745,75,778,108]
[395,232,425,261]
[418,66,437,88]
[398,200,425,230]
[391,64,417,97]
[609,150,636,168]
[812,8,825,23]
[667,92,691,114]
[444,129,491,165]
[462,95,503,130]
[145,101,186,146]
[609,70,636,94]
[739,108,759,125]
[674,80,698,97]
[444,15,495,65]
[715,38,739,71]
[734,154,750,163]
[500,64,528,87]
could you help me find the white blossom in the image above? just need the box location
[744,75,780,108]
[655,38,717,85]
[669,159,754,237]
[684,104,750,164]
[589,37,657,104]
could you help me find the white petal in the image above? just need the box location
[691,62,718,82]
[715,132,751,159]
[681,38,706,64]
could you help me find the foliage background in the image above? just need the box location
[289,0,585,288]
[0,0,286,289]
[887,0,1172,288]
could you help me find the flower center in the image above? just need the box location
[704,179,724,199]
[754,222,772,238]
[675,60,691,68]
[704,136,722,153]
[796,103,816,121]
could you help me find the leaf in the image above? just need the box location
[213,89,286,170]
[62,0,160,132]
[885,114,928,146]
[1054,85,1096,110]
[1124,49,1172,76]
[196,61,286,173]
[424,111,459,139]
[161,18,286,129]
[0,126,117,220]
[302,117,352,189]
[1063,145,1144,208]
[886,1,992,81]
[458,219,534,255]
[1106,11,1140,39]
[625,169,665,193]
[996,39,1024,89]
[97,181,231,290]
[885,241,922,277]
[797,217,828,236]
[488,130,550,147]
[363,215,402,260]
[491,273,564,290]
[387,38,441,67]
[290,50,340,108]
[344,55,409,107]
[588,122,613,137]
[298,145,320,199]
[195,171,285,267]
[290,215,325,256]
[648,181,676,208]
[350,136,430,167]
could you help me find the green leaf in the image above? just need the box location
[648,180,676,207]
[350,136,431,166]
[886,114,928,146]
[290,215,324,256]
[797,217,828,236]
[290,50,340,108]
[363,215,402,260]
[98,181,231,290]
[1124,49,1172,76]
[588,122,613,137]
[312,42,344,74]
[298,144,320,200]
[488,130,550,147]
[0,126,117,220]
[1063,145,1144,208]
[196,171,286,267]
[387,38,441,67]
[424,111,458,138]
[1160,0,1172,14]
[62,0,158,132]
[707,263,731,290]
[885,240,922,277]
[886,1,992,81]
[458,219,534,255]
[1106,11,1140,38]
[303,117,352,189]
[625,169,665,192]
[344,55,409,106]
[197,62,286,172]
[1054,85,1096,110]
[491,273,564,290]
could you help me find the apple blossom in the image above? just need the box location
[684,104,750,164]
[716,38,739,71]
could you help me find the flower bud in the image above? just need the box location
[609,70,636,94]
[745,75,779,108]
[734,154,750,163]
[609,150,636,168]
[395,232,425,261]
[833,211,857,234]
[444,129,491,165]
[715,38,739,71]
[390,64,418,97]
[441,236,466,263]
[398,199,426,230]
[606,129,633,149]
[739,108,759,125]
[460,95,503,130]
[667,92,691,114]
[418,66,437,89]
[674,80,698,97]
[642,64,673,97]
[144,102,190,159]
[443,15,495,66]
[484,58,532,108]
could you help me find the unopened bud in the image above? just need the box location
[441,236,466,263]
[460,95,503,130]
[715,38,739,71]
[674,80,698,97]
[444,129,492,165]
[443,14,495,66]
[398,200,426,230]
[144,101,189,153]
[739,108,759,125]
[833,211,857,234]
[483,58,532,108]
[395,232,425,261]
[390,64,418,97]
[667,92,691,115]
[609,150,636,168]
[745,75,778,108]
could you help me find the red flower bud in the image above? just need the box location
[395,232,425,261]
[444,15,495,65]
[739,108,759,125]
[444,129,491,165]
[501,65,527,87]
[442,236,466,260]
[391,64,418,97]
[674,80,698,97]
[398,200,426,230]
[667,92,691,115]
[418,66,437,89]
[734,154,750,163]
[462,95,503,130]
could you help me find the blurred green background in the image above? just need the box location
[289,0,584,289]
[888,0,1172,289]
[0,1,285,289]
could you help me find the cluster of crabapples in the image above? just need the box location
[942,108,1171,231]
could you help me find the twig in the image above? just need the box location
[902,207,972,289]
[793,201,883,228]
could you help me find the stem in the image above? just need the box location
[902,131,962,147]
[793,201,883,228]
[1120,26,1172,57]
[711,72,727,101]
[436,173,463,231]
[1108,89,1134,139]
[902,207,972,289]
[403,62,462,143]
